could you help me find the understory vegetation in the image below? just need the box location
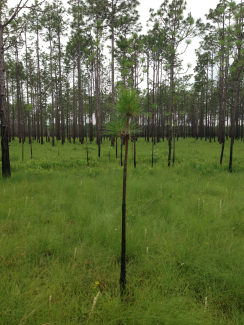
[1,138,244,324]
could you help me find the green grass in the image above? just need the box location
[1,137,244,324]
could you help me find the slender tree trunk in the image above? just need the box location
[110,0,115,150]
[147,53,149,142]
[220,57,229,165]
[16,46,21,143]
[73,62,76,143]
[120,118,129,295]
[168,50,174,167]
[120,136,123,166]
[173,126,175,165]
[55,68,60,140]
[78,44,84,143]
[6,71,11,142]
[205,64,208,140]
[0,23,11,177]
[134,136,136,168]
[36,21,43,144]
[58,31,65,144]
[49,26,55,146]
[229,82,238,172]
[95,26,101,157]
[11,81,14,140]
[66,81,69,142]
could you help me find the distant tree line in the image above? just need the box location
[1,0,244,175]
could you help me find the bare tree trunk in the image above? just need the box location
[147,53,149,142]
[11,81,14,140]
[49,27,55,146]
[77,44,84,143]
[36,21,43,144]
[134,136,136,168]
[111,0,115,150]
[220,56,228,165]
[168,50,174,166]
[58,31,65,145]
[95,26,101,157]
[6,71,11,142]
[0,23,11,177]
[16,46,22,143]
[229,82,238,172]
[120,118,129,295]
[73,62,76,143]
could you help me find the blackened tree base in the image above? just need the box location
[1,125,11,178]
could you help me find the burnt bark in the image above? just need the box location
[0,24,10,177]
[120,119,129,295]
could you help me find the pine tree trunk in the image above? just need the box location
[16,47,21,143]
[147,53,150,142]
[168,51,174,167]
[6,71,11,141]
[0,24,11,177]
[11,82,14,140]
[36,23,43,144]
[77,45,84,144]
[229,81,238,172]
[73,62,76,144]
[134,136,136,168]
[120,119,129,295]
[120,136,123,166]
[49,30,55,146]
[58,31,65,145]
[205,65,208,140]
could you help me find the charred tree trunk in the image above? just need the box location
[0,24,11,177]
[120,118,129,295]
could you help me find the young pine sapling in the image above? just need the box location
[107,88,141,295]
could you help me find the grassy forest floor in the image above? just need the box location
[1,137,244,324]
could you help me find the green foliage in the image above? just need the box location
[115,88,141,119]
[105,114,125,137]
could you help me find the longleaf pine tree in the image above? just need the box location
[115,88,140,295]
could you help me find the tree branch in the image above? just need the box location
[3,0,29,27]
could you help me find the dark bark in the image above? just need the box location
[120,120,129,295]
[173,126,175,165]
[229,82,238,172]
[73,62,76,143]
[168,43,174,167]
[220,138,225,165]
[16,46,21,143]
[120,136,123,166]
[58,31,65,145]
[0,20,10,177]
[147,53,149,142]
[134,136,136,168]
[6,71,10,142]
[78,44,84,144]
[11,82,14,140]
[49,23,55,147]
